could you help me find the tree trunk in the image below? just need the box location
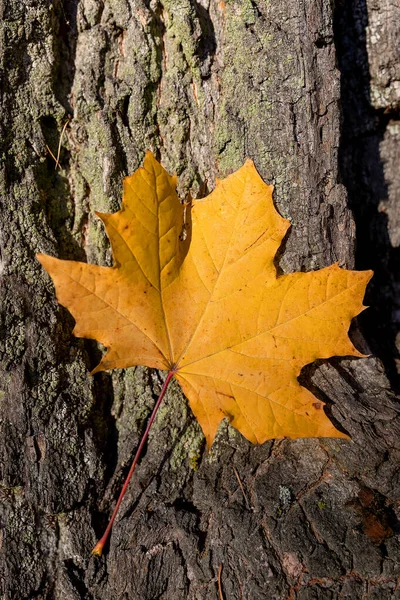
[1,0,399,598]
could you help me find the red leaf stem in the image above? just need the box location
[92,370,175,556]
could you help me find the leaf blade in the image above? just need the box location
[38,153,372,446]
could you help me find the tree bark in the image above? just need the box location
[1,1,399,599]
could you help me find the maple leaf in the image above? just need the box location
[37,152,372,447]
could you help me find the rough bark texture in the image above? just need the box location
[0,0,399,598]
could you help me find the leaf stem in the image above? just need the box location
[92,370,175,556]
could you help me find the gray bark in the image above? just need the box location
[0,0,399,598]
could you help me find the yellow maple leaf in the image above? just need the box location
[37,152,372,447]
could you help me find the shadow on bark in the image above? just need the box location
[333,0,400,392]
